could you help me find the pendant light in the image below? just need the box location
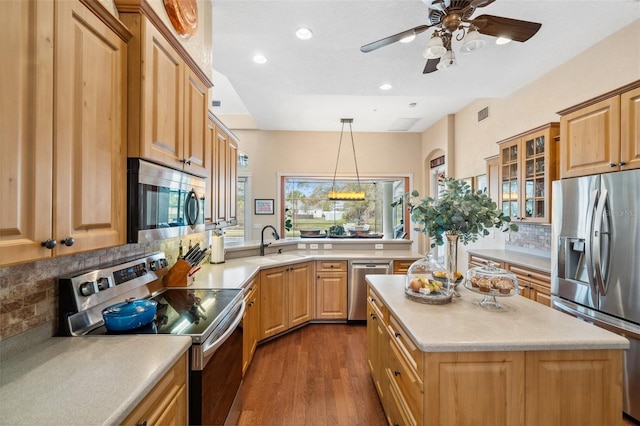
[328,118,365,201]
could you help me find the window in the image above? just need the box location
[281,176,409,237]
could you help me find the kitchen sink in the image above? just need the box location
[243,254,305,265]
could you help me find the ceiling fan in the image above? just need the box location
[360,0,542,74]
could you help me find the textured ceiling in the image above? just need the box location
[210,0,640,132]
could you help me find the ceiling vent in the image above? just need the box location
[477,106,489,122]
[212,100,222,107]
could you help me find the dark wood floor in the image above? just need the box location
[239,323,639,426]
[238,323,386,426]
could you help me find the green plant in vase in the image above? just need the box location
[404,177,518,290]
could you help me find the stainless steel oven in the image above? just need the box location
[58,252,244,425]
[127,158,206,243]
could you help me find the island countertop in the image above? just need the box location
[366,275,629,352]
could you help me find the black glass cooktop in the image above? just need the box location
[88,288,242,337]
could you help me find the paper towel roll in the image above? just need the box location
[210,235,225,264]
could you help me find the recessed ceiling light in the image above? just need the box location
[253,54,267,64]
[495,37,512,45]
[379,83,393,91]
[296,28,313,40]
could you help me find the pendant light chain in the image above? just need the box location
[329,118,365,201]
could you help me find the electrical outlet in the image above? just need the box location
[297,244,306,249]
[505,233,510,242]
[375,244,384,250]
[309,244,319,249]
[323,243,332,249]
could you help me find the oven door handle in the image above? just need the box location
[201,301,246,358]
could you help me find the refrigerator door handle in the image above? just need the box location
[553,299,640,340]
[584,189,599,299]
[592,189,609,296]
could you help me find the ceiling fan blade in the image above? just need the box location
[472,14,541,42]
[469,0,496,8]
[360,24,431,53]
[423,58,440,74]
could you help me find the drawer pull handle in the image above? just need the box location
[136,421,147,426]
[394,370,401,377]
[394,332,401,338]
[370,313,377,320]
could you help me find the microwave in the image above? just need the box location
[127,159,206,243]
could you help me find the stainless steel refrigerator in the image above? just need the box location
[551,169,640,422]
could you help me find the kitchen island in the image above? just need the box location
[366,275,629,426]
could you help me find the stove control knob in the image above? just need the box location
[79,281,98,297]
[160,258,168,268]
[149,261,158,271]
[97,277,110,291]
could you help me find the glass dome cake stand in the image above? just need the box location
[464,262,520,310]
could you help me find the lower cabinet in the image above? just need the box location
[315,260,347,320]
[260,261,313,339]
[242,276,260,376]
[122,352,188,426]
[368,285,622,426]
[507,264,551,307]
[393,259,419,274]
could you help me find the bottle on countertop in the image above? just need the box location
[188,240,193,251]
[179,240,184,257]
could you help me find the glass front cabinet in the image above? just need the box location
[497,123,559,224]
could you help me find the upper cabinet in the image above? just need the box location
[207,113,238,227]
[558,81,640,178]
[497,123,559,224]
[119,9,210,177]
[0,0,129,266]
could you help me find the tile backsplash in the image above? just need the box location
[0,234,206,342]
[505,223,552,254]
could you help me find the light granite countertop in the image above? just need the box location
[466,248,551,273]
[366,275,629,352]
[190,249,423,290]
[0,335,191,425]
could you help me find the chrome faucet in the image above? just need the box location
[260,225,280,256]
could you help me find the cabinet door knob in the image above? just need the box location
[41,239,57,249]
[180,159,192,165]
[394,332,401,338]
[61,237,75,247]
[394,370,401,377]
[620,161,627,166]
[610,163,618,168]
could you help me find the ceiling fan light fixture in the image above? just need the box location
[423,34,446,59]
[436,50,456,70]
[461,28,485,53]
[495,36,512,45]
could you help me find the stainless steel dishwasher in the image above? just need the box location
[348,260,391,320]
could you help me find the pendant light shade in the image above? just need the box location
[329,119,365,201]
[461,28,485,53]
[423,34,446,59]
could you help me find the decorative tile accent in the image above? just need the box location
[0,233,207,342]
[506,223,552,253]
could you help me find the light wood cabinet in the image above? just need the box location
[392,259,418,274]
[208,114,239,227]
[369,283,623,426]
[559,81,640,178]
[315,261,347,320]
[260,261,313,339]
[367,287,388,406]
[498,123,559,224]
[467,254,504,269]
[122,352,188,426]
[508,264,551,307]
[242,276,260,376]
[120,12,209,177]
[0,0,128,266]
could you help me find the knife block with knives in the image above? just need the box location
[165,243,208,287]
